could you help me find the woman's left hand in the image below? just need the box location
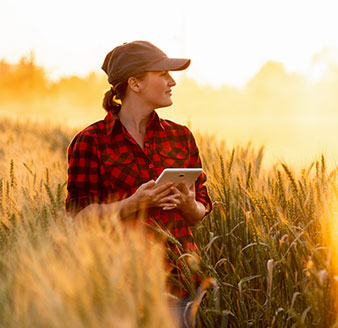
[164,183,195,212]
[163,183,206,226]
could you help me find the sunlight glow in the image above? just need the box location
[2,0,338,87]
[308,62,327,82]
[2,0,338,167]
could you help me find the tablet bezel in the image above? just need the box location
[155,168,203,187]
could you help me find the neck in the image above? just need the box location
[118,98,154,134]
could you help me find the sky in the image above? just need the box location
[1,0,338,87]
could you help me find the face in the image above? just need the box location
[138,71,176,109]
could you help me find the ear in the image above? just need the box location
[127,77,141,93]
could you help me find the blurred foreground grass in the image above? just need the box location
[1,117,338,327]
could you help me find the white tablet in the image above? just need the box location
[155,168,203,187]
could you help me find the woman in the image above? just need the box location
[66,41,212,327]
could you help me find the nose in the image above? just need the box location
[168,73,176,87]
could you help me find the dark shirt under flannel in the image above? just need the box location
[66,110,212,297]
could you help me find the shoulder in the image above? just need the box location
[68,120,105,150]
[75,119,106,139]
[159,118,193,138]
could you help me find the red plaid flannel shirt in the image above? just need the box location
[66,110,212,297]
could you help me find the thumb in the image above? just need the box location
[179,182,189,193]
[142,180,156,189]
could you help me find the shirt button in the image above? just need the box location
[149,164,154,169]
[144,142,150,148]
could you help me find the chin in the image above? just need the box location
[157,100,173,108]
[166,97,173,106]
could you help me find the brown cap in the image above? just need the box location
[102,41,191,85]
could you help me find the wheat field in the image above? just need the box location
[1,117,338,327]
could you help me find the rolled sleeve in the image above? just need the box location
[195,173,212,216]
[187,129,213,217]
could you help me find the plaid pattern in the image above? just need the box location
[66,110,212,297]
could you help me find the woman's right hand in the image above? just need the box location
[131,180,179,210]
[74,180,179,221]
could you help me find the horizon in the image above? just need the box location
[2,53,338,169]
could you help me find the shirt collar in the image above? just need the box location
[104,110,165,135]
[147,111,165,131]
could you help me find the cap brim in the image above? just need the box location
[147,58,191,71]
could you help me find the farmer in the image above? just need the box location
[65,40,212,327]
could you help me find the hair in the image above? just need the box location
[102,71,148,113]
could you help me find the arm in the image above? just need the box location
[66,132,100,217]
[74,179,177,221]
[187,130,213,217]
[73,195,137,221]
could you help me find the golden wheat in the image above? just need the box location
[1,117,338,327]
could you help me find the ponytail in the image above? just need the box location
[102,87,121,114]
[102,71,148,113]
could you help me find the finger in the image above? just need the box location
[159,202,177,207]
[139,180,156,190]
[181,182,189,193]
[170,186,182,195]
[160,194,180,205]
[152,181,175,192]
[162,204,177,210]
[161,202,177,207]
[156,195,180,209]
[153,186,176,201]
[176,182,189,194]
[145,182,174,202]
